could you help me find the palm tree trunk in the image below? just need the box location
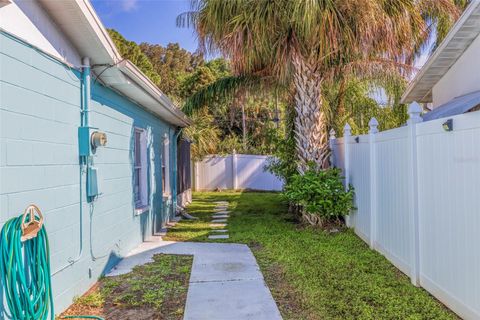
[292,53,330,173]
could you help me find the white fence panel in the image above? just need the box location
[332,107,480,319]
[331,137,345,174]
[347,134,371,242]
[236,155,283,190]
[375,127,412,275]
[416,113,480,319]
[195,154,283,191]
[196,155,233,190]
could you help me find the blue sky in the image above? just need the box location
[91,0,431,74]
[91,0,199,53]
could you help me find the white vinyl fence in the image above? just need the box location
[193,154,283,191]
[331,104,480,319]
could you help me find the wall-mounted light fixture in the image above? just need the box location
[442,119,453,132]
[355,136,360,143]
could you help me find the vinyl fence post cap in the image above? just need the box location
[343,123,352,136]
[369,117,379,134]
[408,102,423,124]
[329,129,336,139]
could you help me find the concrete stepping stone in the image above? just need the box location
[210,223,227,228]
[211,219,228,223]
[212,215,229,219]
[214,206,229,211]
[210,229,228,233]
[208,234,229,240]
[214,201,229,204]
[213,210,230,214]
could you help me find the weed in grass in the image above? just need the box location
[60,254,193,320]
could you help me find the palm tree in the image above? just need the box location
[179,0,459,173]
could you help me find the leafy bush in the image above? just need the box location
[283,167,354,225]
[265,106,298,185]
[265,134,297,185]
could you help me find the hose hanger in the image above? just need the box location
[0,205,105,320]
[21,204,44,242]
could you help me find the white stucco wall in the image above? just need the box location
[0,0,81,66]
[432,33,480,108]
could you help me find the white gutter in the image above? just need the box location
[78,0,122,63]
[118,60,192,127]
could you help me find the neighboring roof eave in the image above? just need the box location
[422,90,480,121]
[37,0,191,127]
[401,0,480,104]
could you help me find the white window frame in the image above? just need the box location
[134,127,149,212]
[162,133,171,196]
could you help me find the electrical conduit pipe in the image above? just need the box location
[52,57,91,275]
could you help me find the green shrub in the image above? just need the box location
[283,167,354,225]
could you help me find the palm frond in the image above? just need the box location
[176,11,198,28]
[182,75,270,115]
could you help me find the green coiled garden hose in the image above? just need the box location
[0,214,104,320]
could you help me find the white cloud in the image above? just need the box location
[121,0,138,12]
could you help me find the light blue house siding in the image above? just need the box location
[0,31,176,313]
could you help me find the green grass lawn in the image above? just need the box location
[164,191,457,320]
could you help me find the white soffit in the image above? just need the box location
[402,0,480,103]
[37,0,120,66]
[37,0,191,127]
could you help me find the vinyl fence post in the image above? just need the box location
[368,117,379,249]
[194,161,200,191]
[232,150,238,190]
[408,102,422,286]
[329,129,336,166]
[343,124,352,227]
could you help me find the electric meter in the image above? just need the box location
[91,131,107,149]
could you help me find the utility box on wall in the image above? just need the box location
[78,126,95,156]
[79,127,107,201]
[87,166,99,198]
[78,126,108,156]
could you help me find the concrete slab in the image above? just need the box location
[185,279,282,320]
[214,201,229,205]
[191,256,261,283]
[210,223,227,228]
[211,219,228,223]
[210,229,228,233]
[208,234,229,240]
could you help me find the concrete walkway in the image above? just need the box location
[107,237,283,320]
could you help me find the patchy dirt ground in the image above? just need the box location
[59,254,193,320]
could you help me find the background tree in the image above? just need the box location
[108,29,161,85]
[184,108,221,160]
[180,0,460,173]
[109,29,282,158]
[140,43,203,104]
